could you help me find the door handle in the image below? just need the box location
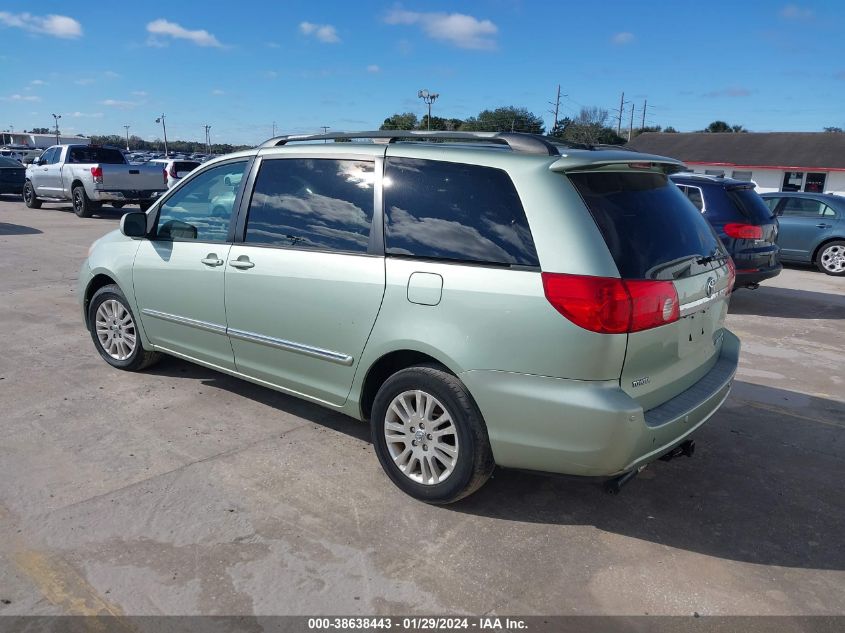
[200,254,223,266]
[816,223,831,229]
[228,256,255,269]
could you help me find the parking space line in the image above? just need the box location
[733,398,845,429]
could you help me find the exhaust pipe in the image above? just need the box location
[659,439,696,462]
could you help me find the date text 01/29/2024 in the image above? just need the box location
[307,617,528,630]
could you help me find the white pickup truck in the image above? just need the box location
[23,144,167,217]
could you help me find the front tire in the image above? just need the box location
[23,181,42,208]
[371,365,494,504]
[816,240,845,276]
[88,284,161,371]
[72,185,93,218]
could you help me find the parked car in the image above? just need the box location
[761,192,845,276]
[148,158,201,188]
[671,173,781,288]
[79,131,739,503]
[23,144,168,217]
[0,155,27,196]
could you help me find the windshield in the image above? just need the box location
[569,170,727,280]
[68,147,126,164]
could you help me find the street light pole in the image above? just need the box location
[155,114,168,154]
[417,89,440,131]
[51,113,61,144]
[203,125,211,154]
[124,125,130,151]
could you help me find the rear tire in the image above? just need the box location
[371,364,494,504]
[88,284,161,371]
[72,185,93,218]
[23,181,41,208]
[816,240,845,276]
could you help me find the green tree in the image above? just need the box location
[699,120,746,133]
[663,126,679,133]
[461,106,544,134]
[823,126,843,133]
[380,112,419,130]
[551,106,625,145]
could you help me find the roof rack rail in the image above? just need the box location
[259,131,570,156]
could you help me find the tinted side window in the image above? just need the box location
[684,186,704,211]
[781,198,825,218]
[383,158,539,266]
[245,159,374,253]
[155,160,247,242]
[41,148,57,164]
[763,197,781,212]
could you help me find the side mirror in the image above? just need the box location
[31,157,42,166]
[120,212,147,238]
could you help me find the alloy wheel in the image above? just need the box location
[821,244,845,274]
[94,299,137,360]
[383,389,459,485]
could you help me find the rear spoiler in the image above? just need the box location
[550,150,686,174]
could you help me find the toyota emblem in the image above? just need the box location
[705,277,716,298]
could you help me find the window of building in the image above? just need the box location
[782,172,803,192]
[705,169,725,177]
[383,157,539,266]
[804,172,827,193]
[245,159,375,253]
[732,170,753,182]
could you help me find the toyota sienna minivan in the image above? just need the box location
[79,131,740,503]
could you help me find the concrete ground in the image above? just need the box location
[0,197,843,617]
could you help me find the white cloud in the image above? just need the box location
[29,79,47,86]
[103,70,120,79]
[146,19,223,47]
[780,4,814,20]
[0,93,41,102]
[211,88,225,95]
[70,111,104,118]
[0,12,82,39]
[263,70,279,79]
[299,22,340,43]
[74,78,95,86]
[131,90,148,97]
[366,64,381,73]
[383,10,497,50]
[266,41,280,48]
[611,32,635,45]
[100,99,137,109]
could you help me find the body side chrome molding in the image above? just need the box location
[227,327,354,366]
[141,309,227,334]
[140,309,354,366]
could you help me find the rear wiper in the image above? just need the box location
[696,249,729,266]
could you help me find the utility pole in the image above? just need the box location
[155,114,168,154]
[616,92,625,136]
[628,102,635,141]
[272,121,276,137]
[418,89,440,131]
[320,126,330,143]
[51,113,61,144]
[203,125,211,154]
[123,125,130,151]
[641,99,647,130]
[548,84,564,134]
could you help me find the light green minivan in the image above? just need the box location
[79,131,739,503]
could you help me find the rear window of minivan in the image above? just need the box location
[726,186,775,224]
[569,171,725,280]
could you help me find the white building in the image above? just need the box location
[626,132,845,195]
[1,131,91,149]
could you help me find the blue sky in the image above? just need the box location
[1,1,844,145]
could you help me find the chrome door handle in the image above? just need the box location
[200,255,223,266]
[229,257,255,269]
[816,223,831,228]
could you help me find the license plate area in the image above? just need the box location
[678,308,715,357]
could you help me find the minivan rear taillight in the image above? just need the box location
[169,164,178,178]
[541,273,679,334]
[724,223,763,240]
[163,168,168,185]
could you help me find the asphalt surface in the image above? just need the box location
[0,197,843,617]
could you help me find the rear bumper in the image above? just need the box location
[459,329,740,477]
[90,189,165,203]
[735,262,782,287]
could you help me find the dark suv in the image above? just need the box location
[671,173,781,288]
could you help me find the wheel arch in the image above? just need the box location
[358,349,457,422]
[812,236,845,264]
[83,273,119,330]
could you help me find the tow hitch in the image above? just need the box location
[604,439,696,494]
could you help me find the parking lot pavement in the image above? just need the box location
[1,197,843,617]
